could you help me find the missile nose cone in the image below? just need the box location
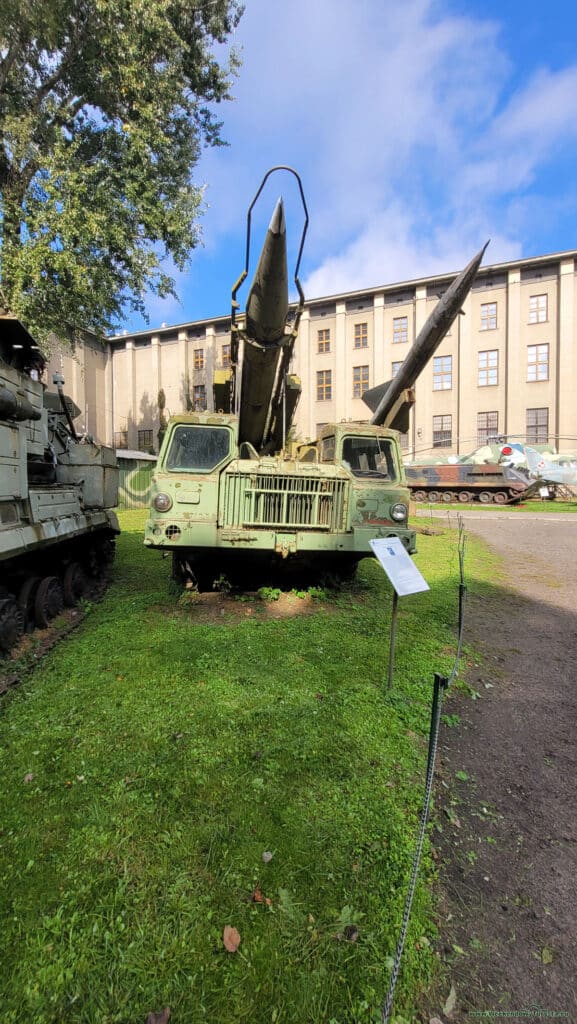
[245,198,289,344]
[268,197,286,236]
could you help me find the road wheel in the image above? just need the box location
[441,491,456,503]
[493,491,508,505]
[63,562,88,606]
[412,490,427,502]
[34,576,64,628]
[478,491,492,504]
[0,597,25,653]
[458,491,472,503]
[428,491,440,503]
[18,576,41,631]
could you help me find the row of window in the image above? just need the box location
[433,408,549,448]
[316,343,551,402]
[193,345,231,369]
[314,293,550,353]
[432,346,550,390]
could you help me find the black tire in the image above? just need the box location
[428,491,440,503]
[63,562,88,606]
[458,491,472,503]
[478,491,492,504]
[18,576,41,632]
[493,491,508,505]
[0,597,25,653]
[34,576,64,628]
[413,490,427,502]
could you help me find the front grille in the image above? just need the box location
[222,472,347,530]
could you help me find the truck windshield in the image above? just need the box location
[165,425,231,472]
[341,436,397,480]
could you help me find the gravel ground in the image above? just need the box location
[424,512,577,1022]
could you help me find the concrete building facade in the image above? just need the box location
[53,248,577,458]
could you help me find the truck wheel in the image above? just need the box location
[0,597,25,653]
[478,491,492,504]
[34,577,64,628]
[18,576,41,631]
[63,562,88,606]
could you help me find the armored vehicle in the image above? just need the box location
[405,442,536,504]
[0,315,119,653]
[144,168,486,588]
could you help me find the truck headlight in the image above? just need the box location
[153,492,173,512]
[391,503,408,522]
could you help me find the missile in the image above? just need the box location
[237,196,295,450]
[364,242,489,428]
[245,197,289,344]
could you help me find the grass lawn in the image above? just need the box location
[0,512,485,1024]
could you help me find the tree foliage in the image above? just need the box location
[0,0,243,344]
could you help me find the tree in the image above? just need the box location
[0,0,243,344]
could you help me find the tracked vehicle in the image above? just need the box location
[145,167,486,588]
[0,315,119,653]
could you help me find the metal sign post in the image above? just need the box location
[369,537,430,689]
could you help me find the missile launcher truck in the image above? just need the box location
[145,167,486,589]
[0,315,119,653]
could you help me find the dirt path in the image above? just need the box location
[427,512,577,1022]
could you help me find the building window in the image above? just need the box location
[222,344,231,367]
[433,414,452,448]
[529,294,547,324]
[480,302,497,331]
[316,369,332,401]
[391,361,403,378]
[354,323,368,348]
[194,348,204,370]
[477,411,499,446]
[526,407,548,444]
[113,430,128,450]
[193,384,207,410]
[527,343,549,381]
[433,354,452,390]
[393,316,408,344]
[317,328,330,353]
[352,364,369,398]
[478,349,498,386]
[138,429,153,451]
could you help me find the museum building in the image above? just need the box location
[49,248,577,458]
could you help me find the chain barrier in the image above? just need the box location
[381,519,467,1024]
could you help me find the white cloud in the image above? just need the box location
[131,0,577,328]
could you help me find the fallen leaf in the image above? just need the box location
[23,773,34,784]
[262,850,273,863]
[443,982,457,1017]
[252,888,272,906]
[541,945,554,965]
[146,1010,170,1024]
[223,925,241,953]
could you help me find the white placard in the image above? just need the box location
[369,537,430,597]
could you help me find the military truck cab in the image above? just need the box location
[145,413,415,588]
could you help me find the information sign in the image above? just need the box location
[369,537,429,597]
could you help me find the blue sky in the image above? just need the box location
[124,0,577,332]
